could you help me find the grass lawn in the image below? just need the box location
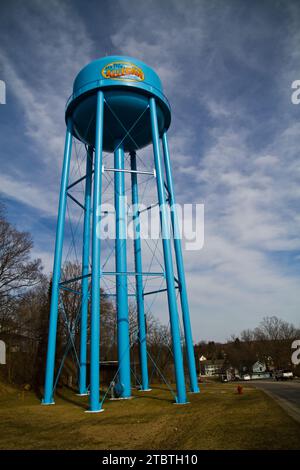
[0,381,299,450]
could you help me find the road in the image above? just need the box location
[252,380,300,424]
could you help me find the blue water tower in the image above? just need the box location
[43,56,199,412]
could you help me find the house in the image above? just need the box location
[252,361,267,373]
[200,359,225,376]
[250,360,271,379]
[199,357,272,381]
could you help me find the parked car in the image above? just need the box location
[233,375,242,381]
[274,370,293,381]
[220,374,228,382]
[243,374,251,381]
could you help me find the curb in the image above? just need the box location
[257,387,300,425]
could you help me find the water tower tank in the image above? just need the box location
[66,56,171,152]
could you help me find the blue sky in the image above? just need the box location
[0,0,300,342]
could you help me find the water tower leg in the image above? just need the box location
[42,118,73,405]
[130,151,150,391]
[149,98,187,404]
[114,142,131,398]
[78,146,93,396]
[161,132,199,394]
[88,91,104,412]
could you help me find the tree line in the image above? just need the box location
[195,316,300,375]
[1,202,299,392]
[0,204,172,392]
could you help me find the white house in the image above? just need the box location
[252,361,267,373]
[201,359,224,376]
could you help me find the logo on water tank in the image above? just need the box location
[101,61,144,82]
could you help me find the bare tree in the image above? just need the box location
[254,316,299,342]
[225,316,300,372]
[59,261,82,341]
[8,276,50,388]
[0,205,42,333]
[225,336,257,373]
[252,316,300,369]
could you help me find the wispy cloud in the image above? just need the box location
[108,0,300,339]
[0,0,94,211]
[0,0,299,340]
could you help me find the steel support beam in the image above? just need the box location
[162,131,199,393]
[149,97,187,404]
[43,118,73,405]
[78,145,93,395]
[104,167,155,176]
[114,141,131,398]
[67,192,85,211]
[59,271,165,287]
[89,91,104,412]
[130,151,149,391]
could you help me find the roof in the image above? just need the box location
[203,359,224,366]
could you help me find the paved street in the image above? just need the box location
[253,380,300,423]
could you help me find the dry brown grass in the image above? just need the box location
[0,382,299,449]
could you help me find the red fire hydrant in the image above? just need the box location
[237,385,243,395]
